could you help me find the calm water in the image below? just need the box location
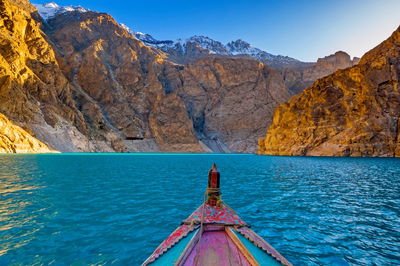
[0,154,399,265]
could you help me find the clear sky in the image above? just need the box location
[34,0,400,62]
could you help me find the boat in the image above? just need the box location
[142,164,292,266]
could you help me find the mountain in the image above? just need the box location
[258,27,400,157]
[36,2,206,152]
[170,57,290,152]
[0,0,89,153]
[0,0,292,153]
[35,2,357,90]
[132,30,358,95]
[43,7,292,153]
[134,32,306,68]
[0,0,364,153]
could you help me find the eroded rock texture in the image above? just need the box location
[44,10,188,152]
[0,0,206,152]
[259,27,400,157]
[173,58,290,152]
[0,0,88,152]
[0,112,52,153]
[281,51,359,95]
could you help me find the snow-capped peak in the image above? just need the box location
[44,2,59,8]
[186,36,229,55]
[227,39,252,53]
[120,23,134,34]
[133,32,300,65]
[33,2,89,20]
[132,31,173,46]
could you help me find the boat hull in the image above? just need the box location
[142,202,292,266]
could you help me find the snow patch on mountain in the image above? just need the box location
[33,2,88,20]
[135,33,301,65]
[33,3,303,66]
[133,32,174,46]
[184,36,230,55]
[226,39,300,65]
[119,23,133,34]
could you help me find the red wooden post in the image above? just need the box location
[207,163,221,206]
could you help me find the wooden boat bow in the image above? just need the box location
[142,164,292,266]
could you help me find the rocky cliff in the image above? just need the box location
[281,51,359,95]
[0,112,52,153]
[0,0,197,152]
[259,27,400,157]
[173,57,290,152]
[0,0,87,152]
[38,6,210,152]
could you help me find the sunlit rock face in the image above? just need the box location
[0,113,53,153]
[259,27,400,157]
[0,0,201,152]
[42,9,208,152]
[0,0,90,152]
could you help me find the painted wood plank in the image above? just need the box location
[232,230,283,266]
[183,230,251,266]
[149,229,198,265]
[225,227,260,266]
[176,229,201,265]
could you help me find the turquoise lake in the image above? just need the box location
[0,154,399,265]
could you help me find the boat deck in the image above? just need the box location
[142,165,292,265]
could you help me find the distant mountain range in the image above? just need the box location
[35,2,307,68]
[33,2,360,96]
[133,33,305,68]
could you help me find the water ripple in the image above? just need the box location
[0,155,399,265]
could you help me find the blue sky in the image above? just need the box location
[34,0,400,62]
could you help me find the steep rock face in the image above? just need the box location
[259,27,400,157]
[1,0,204,152]
[149,94,204,152]
[46,11,163,140]
[167,57,291,152]
[0,112,53,153]
[0,0,89,151]
[281,51,359,94]
[45,10,204,152]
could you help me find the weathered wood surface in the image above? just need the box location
[183,231,251,266]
